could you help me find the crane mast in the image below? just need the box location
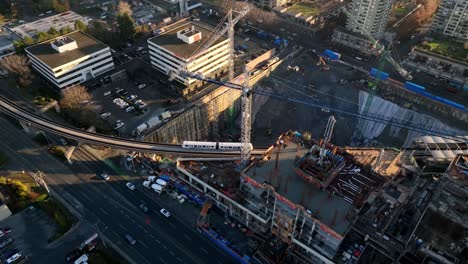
[340,7,412,80]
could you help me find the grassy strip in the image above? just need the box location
[37,197,76,242]
[0,151,8,168]
[88,248,127,264]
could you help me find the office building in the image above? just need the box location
[25,31,114,89]
[147,19,230,96]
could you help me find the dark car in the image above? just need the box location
[66,249,82,262]
[0,238,14,249]
[125,234,136,245]
[139,203,148,213]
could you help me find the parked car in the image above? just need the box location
[137,84,146,89]
[114,120,124,129]
[66,249,82,262]
[139,203,148,213]
[126,182,135,190]
[125,106,135,112]
[104,90,111,96]
[100,112,111,119]
[0,238,13,249]
[125,234,136,245]
[3,227,11,234]
[6,253,21,264]
[128,94,138,100]
[99,173,110,181]
[160,208,170,217]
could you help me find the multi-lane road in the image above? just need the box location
[0,115,235,264]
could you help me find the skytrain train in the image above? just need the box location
[182,141,253,151]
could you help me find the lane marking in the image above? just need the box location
[155,239,160,244]
[200,248,208,254]
[169,223,176,229]
[177,257,183,262]
[169,251,175,256]
[139,240,149,248]
[119,224,128,231]
[99,208,109,216]
[184,234,192,241]
[159,257,168,264]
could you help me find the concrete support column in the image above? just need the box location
[19,121,31,133]
[65,146,76,165]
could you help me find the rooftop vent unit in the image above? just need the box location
[177,26,202,44]
[51,36,78,53]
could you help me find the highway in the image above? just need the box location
[0,115,235,264]
[0,96,267,157]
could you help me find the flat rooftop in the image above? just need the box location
[244,136,354,235]
[12,11,91,39]
[26,31,108,69]
[148,20,228,60]
[178,160,241,194]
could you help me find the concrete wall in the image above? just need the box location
[143,59,284,143]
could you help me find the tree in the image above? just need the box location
[59,26,73,35]
[23,36,34,45]
[53,0,70,13]
[35,31,50,42]
[117,1,132,16]
[74,19,87,31]
[0,13,5,26]
[47,27,59,37]
[0,55,33,87]
[117,13,135,41]
[59,84,91,109]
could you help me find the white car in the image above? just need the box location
[7,253,21,264]
[137,101,147,108]
[104,90,112,96]
[160,208,171,218]
[126,182,136,190]
[114,121,124,129]
[137,46,144,51]
[127,95,138,101]
[100,112,111,119]
[119,102,129,109]
[137,84,146,89]
[100,173,110,181]
[125,106,134,112]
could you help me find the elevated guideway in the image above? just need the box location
[0,96,267,157]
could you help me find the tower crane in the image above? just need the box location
[340,7,412,80]
[179,70,466,143]
[319,115,336,164]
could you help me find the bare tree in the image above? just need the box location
[0,54,33,87]
[59,84,91,109]
[117,1,133,16]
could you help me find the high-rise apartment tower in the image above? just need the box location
[431,0,467,39]
[346,0,395,39]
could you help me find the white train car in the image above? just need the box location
[182,141,217,149]
[218,142,253,150]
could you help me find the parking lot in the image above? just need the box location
[87,59,180,137]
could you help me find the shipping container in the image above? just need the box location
[322,49,341,60]
[404,81,426,92]
[369,68,389,80]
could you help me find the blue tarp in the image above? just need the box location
[405,81,426,91]
[369,68,389,80]
[322,49,341,60]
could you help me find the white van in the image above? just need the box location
[142,181,151,188]
[156,179,167,187]
[151,184,162,194]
